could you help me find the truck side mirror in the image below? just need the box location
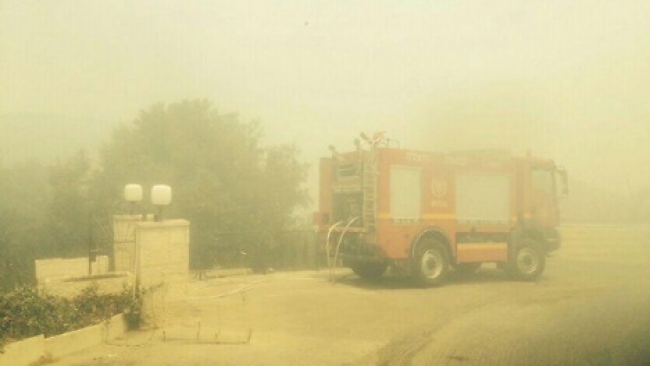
[556,168,568,198]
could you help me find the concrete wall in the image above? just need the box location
[0,314,128,366]
[0,335,45,366]
[40,272,134,298]
[44,323,103,360]
[35,256,110,285]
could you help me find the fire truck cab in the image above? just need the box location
[315,133,568,285]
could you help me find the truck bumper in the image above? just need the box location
[545,229,562,252]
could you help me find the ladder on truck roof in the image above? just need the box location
[362,148,378,233]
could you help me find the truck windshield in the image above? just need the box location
[532,168,555,195]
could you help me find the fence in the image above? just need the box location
[192,229,319,272]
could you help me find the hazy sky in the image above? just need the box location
[2,0,649,195]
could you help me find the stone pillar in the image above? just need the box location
[135,219,190,288]
[134,219,190,329]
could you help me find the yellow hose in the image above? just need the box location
[331,217,360,282]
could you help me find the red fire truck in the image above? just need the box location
[315,133,568,285]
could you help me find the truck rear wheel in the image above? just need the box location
[509,244,546,281]
[351,261,388,281]
[413,239,449,286]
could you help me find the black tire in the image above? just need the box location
[351,261,388,281]
[455,262,482,274]
[508,244,546,281]
[413,239,450,286]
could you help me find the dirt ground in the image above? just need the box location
[53,225,650,365]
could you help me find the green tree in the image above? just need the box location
[0,161,49,290]
[46,150,93,257]
[91,100,309,269]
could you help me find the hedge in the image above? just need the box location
[0,283,140,351]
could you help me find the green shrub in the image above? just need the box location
[0,283,141,350]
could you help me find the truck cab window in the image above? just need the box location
[532,168,555,194]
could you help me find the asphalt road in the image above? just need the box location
[364,253,650,365]
[56,225,650,366]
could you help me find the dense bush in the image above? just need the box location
[0,283,140,350]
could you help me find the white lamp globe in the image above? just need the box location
[124,184,143,203]
[151,185,172,206]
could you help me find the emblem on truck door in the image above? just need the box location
[431,178,449,208]
[431,179,448,198]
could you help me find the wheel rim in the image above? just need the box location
[420,249,444,279]
[516,247,540,275]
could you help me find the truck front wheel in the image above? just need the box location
[413,239,449,286]
[509,244,546,281]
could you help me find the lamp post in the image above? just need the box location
[122,184,144,295]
